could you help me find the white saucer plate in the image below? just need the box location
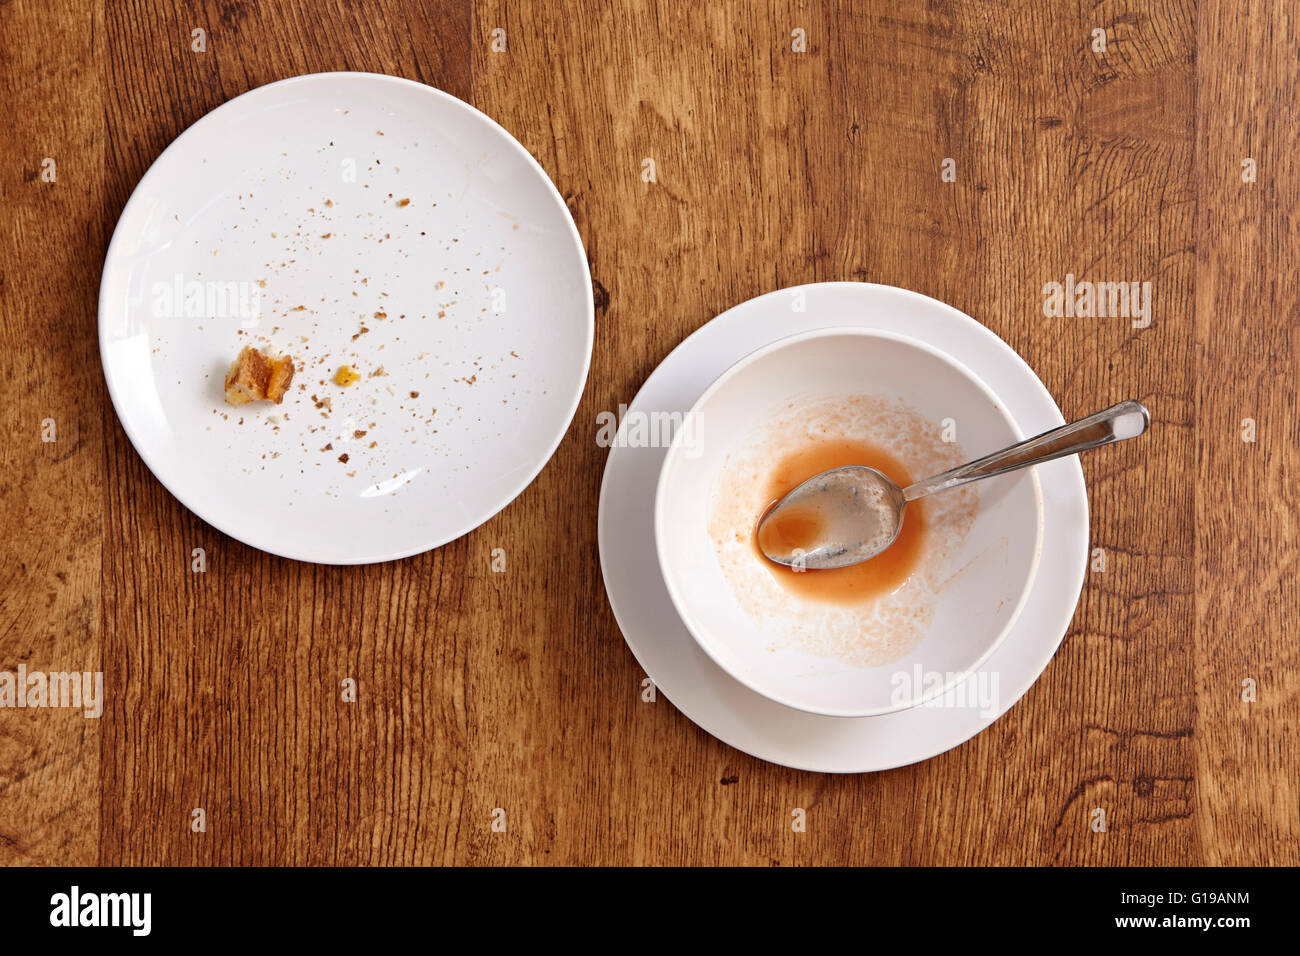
[597,282,1088,772]
[100,72,593,564]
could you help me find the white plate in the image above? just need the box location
[597,282,1089,772]
[100,72,593,564]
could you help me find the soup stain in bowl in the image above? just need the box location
[754,438,925,605]
[707,394,977,667]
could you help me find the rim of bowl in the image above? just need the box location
[653,324,1044,719]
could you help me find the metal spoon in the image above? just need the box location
[757,400,1150,570]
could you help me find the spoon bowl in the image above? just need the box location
[758,465,907,570]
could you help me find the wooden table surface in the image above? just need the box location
[2,0,1296,866]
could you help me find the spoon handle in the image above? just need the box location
[902,400,1150,502]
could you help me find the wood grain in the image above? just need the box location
[0,0,1295,865]
[0,0,106,866]
[1194,0,1300,866]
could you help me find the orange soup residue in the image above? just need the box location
[753,437,926,605]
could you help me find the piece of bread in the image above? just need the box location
[224,346,295,405]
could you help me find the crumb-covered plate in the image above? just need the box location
[99,72,593,563]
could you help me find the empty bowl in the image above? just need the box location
[655,327,1043,717]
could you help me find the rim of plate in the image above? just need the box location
[98,71,594,564]
[652,324,1043,719]
[597,281,1090,772]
